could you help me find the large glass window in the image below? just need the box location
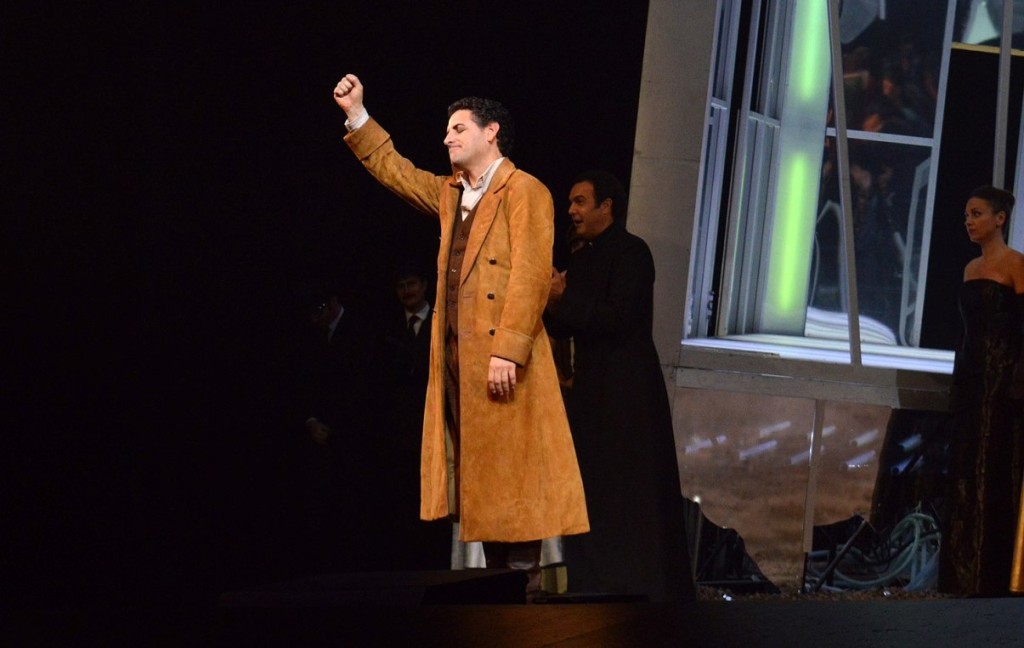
[690,0,956,351]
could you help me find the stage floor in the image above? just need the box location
[8,596,1023,646]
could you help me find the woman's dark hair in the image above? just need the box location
[447,97,515,157]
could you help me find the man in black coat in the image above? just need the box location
[378,267,451,570]
[544,171,695,603]
[304,291,376,445]
[301,287,379,570]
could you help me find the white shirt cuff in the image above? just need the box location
[345,109,370,132]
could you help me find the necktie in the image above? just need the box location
[408,314,419,337]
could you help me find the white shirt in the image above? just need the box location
[405,302,430,336]
[457,157,504,221]
[326,305,344,342]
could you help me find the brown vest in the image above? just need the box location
[446,202,479,335]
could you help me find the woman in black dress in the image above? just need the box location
[941,186,1024,596]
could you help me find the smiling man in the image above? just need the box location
[332,74,588,589]
[545,170,695,603]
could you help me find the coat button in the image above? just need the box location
[487,293,495,300]
[488,328,495,336]
[488,258,497,265]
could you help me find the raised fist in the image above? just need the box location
[333,73,364,119]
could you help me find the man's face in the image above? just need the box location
[445,109,498,172]
[396,275,427,312]
[310,295,341,328]
[568,181,614,241]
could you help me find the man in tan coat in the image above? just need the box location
[333,74,588,577]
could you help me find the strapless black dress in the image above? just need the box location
[940,279,1024,595]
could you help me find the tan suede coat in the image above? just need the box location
[345,119,589,542]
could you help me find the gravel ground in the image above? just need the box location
[697,584,955,602]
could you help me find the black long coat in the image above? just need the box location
[300,307,380,569]
[545,224,695,603]
[378,306,451,570]
[303,308,377,436]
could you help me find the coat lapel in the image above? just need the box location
[460,159,515,288]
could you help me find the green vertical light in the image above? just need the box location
[760,0,830,332]
[793,2,828,103]
[770,154,812,313]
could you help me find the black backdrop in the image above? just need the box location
[6,2,650,604]
[921,46,1023,349]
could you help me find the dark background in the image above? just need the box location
[5,2,650,605]
[922,46,1024,349]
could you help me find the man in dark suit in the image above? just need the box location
[379,267,451,569]
[545,171,696,603]
[386,268,433,402]
[301,287,378,570]
[304,290,376,443]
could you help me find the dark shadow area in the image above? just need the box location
[5,2,651,607]
[687,502,780,596]
[921,46,1023,349]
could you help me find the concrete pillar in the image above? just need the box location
[628,0,717,373]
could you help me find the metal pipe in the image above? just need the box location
[827,0,862,365]
[993,0,1014,186]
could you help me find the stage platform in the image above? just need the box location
[7,598,1023,646]
[6,570,1022,647]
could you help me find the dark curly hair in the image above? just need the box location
[447,96,515,157]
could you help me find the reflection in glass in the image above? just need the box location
[956,0,1024,47]
[837,4,945,137]
[674,388,889,588]
[811,140,932,343]
[805,1,948,346]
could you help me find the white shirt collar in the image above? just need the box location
[327,305,344,335]
[459,158,505,218]
[406,302,431,322]
[460,157,505,192]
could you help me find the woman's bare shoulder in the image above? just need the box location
[963,256,982,281]
[1008,249,1024,293]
